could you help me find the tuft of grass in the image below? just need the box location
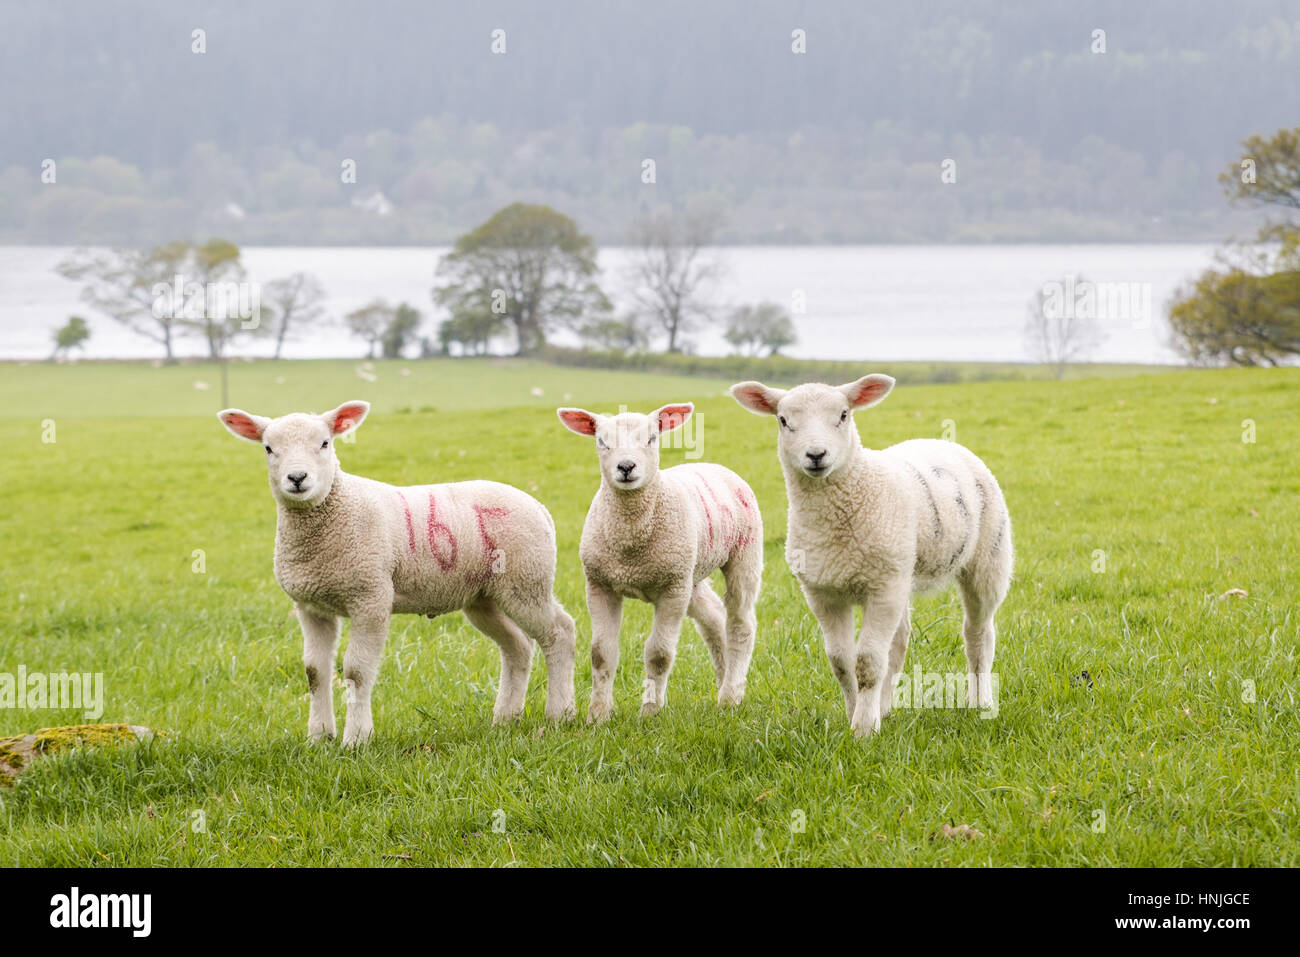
[0,361,1296,865]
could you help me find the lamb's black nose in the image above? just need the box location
[287,471,308,487]
[617,460,636,477]
[806,449,827,466]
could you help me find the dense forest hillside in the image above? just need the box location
[2,1,1296,243]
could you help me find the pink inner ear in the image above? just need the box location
[848,378,890,407]
[559,410,597,436]
[657,405,692,433]
[735,387,775,414]
[331,404,366,435]
[223,413,262,441]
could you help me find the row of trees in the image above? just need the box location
[56,203,798,362]
[432,202,796,357]
[56,241,329,363]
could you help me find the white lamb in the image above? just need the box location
[217,400,576,746]
[730,375,1012,738]
[557,403,763,722]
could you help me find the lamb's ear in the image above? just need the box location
[730,381,786,416]
[653,403,693,434]
[557,407,600,437]
[840,374,895,409]
[321,400,370,437]
[217,409,271,443]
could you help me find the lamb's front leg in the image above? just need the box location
[298,606,340,742]
[586,582,623,724]
[641,582,692,718]
[341,608,391,748]
[852,592,908,739]
[805,589,856,722]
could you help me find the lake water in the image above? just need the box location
[0,244,1217,363]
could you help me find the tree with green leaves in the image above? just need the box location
[1169,247,1300,366]
[346,300,394,358]
[436,309,500,356]
[577,314,651,352]
[1171,128,1300,365]
[172,239,251,360]
[433,203,609,356]
[724,302,798,357]
[381,303,423,358]
[49,316,91,361]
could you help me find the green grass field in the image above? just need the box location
[1,358,1296,866]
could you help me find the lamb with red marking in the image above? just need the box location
[557,402,764,722]
[218,400,576,746]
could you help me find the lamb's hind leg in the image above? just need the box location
[498,594,578,722]
[686,579,728,691]
[719,545,762,706]
[957,552,1010,713]
[463,600,534,724]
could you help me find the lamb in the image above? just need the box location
[730,375,1012,738]
[557,403,763,722]
[217,400,576,746]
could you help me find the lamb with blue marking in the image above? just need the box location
[730,375,1012,738]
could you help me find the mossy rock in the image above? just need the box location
[0,724,155,786]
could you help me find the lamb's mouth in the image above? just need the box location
[802,465,829,477]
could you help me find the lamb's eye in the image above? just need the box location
[596,438,607,450]
[839,409,848,423]
[320,440,329,449]
[778,415,788,428]
[647,435,657,446]
[264,445,273,454]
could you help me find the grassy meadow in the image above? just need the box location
[0,358,1297,866]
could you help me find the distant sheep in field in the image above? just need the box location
[218,400,576,746]
[731,375,1012,738]
[557,403,763,722]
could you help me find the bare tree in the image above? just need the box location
[56,242,193,362]
[264,272,327,359]
[625,207,726,353]
[1024,274,1106,379]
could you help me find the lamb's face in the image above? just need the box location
[259,414,341,507]
[772,385,858,478]
[593,413,661,490]
[218,401,370,509]
[557,403,694,493]
[730,374,896,482]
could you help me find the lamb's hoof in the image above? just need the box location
[639,701,662,719]
[587,700,613,725]
[851,718,881,740]
[307,729,335,744]
[492,707,524,726]
[340,727,372,749]
[547,702,578,723]
[717,686,746,707]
